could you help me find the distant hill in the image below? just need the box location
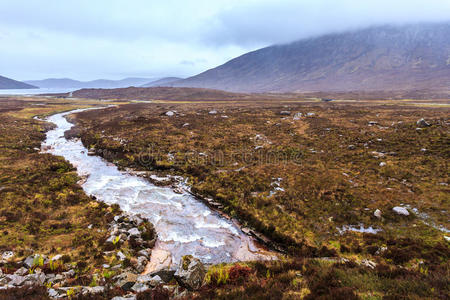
[141,77,183,87]
[25,77,157,89]
[173,22,450,93]
[68,87,251,101]
[0,75,36,89]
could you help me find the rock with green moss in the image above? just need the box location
[174,255,206,290]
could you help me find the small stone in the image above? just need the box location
[1,251,14,261]
[182,123,190,127]
[128,228,140,237]
[137,249,150,259]
[293,112,302,120]
[416,118,430,127]
[393,206,409,216]
[280,111,291,116]
[48,288,59,298]
[379,162,386,167]
[51,254,63,261]
[14,267,28,276]
[117,251,126,261]
[208,110,217,115]
[165,111,175,117]
[131,282,149,293]
[361,259,377,269]
[374,209,382,219]
[348,145,356,150]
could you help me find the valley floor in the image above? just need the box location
[0,95,449,299]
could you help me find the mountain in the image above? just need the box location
[141,77,183,87]
[0,75,37,89]
[173,22,450,93]
[25,77,157,89]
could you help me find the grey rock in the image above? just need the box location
[208,110,218,115]
[137,249,150,259]
[1,251,14,261]
[293,112,302,120]
[280,111,291,115]
[23,255,36,269]
[15,267,28,276]
[128,227,140,237]
[137,274,163,287]
[117,251,126,261]
[150,267,176,283]
[114,272,137,291]
[62,269,75,278]
[165,111,175,117]
[374,209,382,219]
[131,282,149,293]
[348,145,356,150]
[135,256,148,273]
[51,254,63,261]
[7,274,26,286]
[48,288,59,298]
[393,206,409,216]
[174,256,206,290]
[24,273,46,285]
[361,259,377,269]
[416,118,431,127]
[106,235,118,244]
[112,296,137,300]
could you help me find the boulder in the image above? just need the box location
[174,255,206,291]
[393,206,409,216]
[416,118,430,127]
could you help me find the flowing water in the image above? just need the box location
[42,108,274,270]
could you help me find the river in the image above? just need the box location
[41,108,274,271]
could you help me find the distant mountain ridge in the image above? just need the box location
[173,22,450,93]
[0,75,36,89]
[141,77,183,87]
[25,77,157,89]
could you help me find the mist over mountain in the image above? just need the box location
[173,22,450,93]
[25,77,157,89]
[0,75,36,89]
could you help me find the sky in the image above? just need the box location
[1,0,449,81]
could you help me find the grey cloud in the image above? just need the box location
[0,0,449,80]
[204,0,450,47]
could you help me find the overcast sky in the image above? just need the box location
[1,0,449,81]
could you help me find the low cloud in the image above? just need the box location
[0,0,449,80]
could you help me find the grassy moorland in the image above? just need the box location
[0,97,157,299]
[71,98,450,299]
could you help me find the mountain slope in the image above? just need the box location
[25,77,156,89]
[0,75,36,89]
[173,22,450,93]
[141,77,183,87]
